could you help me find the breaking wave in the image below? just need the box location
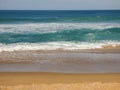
[0,41,120,52]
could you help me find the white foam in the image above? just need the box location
[0,23,120,33]
[0,41,120,52]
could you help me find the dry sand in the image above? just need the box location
[0,73,120,90]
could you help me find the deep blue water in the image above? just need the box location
[0,10,120,23]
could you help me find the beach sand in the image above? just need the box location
[0,73,120,90]
[0,48,120,89]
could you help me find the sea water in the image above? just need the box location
[0,10,120,51]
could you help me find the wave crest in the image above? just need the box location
[0,23,120,34]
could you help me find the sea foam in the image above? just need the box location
[0,41,120,52]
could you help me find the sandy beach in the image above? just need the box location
[0,73,120,90]
[0,49,120,90]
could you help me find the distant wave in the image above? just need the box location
[0,23,120,33]
[0,16,120,23]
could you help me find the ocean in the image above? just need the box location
[0,10,120,51]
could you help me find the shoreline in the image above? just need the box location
[0,42,120,52]
[0,44,120,53]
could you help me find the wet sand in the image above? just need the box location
[0,49,120,72]
[0,73,120,90]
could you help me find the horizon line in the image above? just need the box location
[0,9,120,11]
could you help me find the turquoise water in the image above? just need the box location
[0,27,120,44]
[0,10,120,51]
